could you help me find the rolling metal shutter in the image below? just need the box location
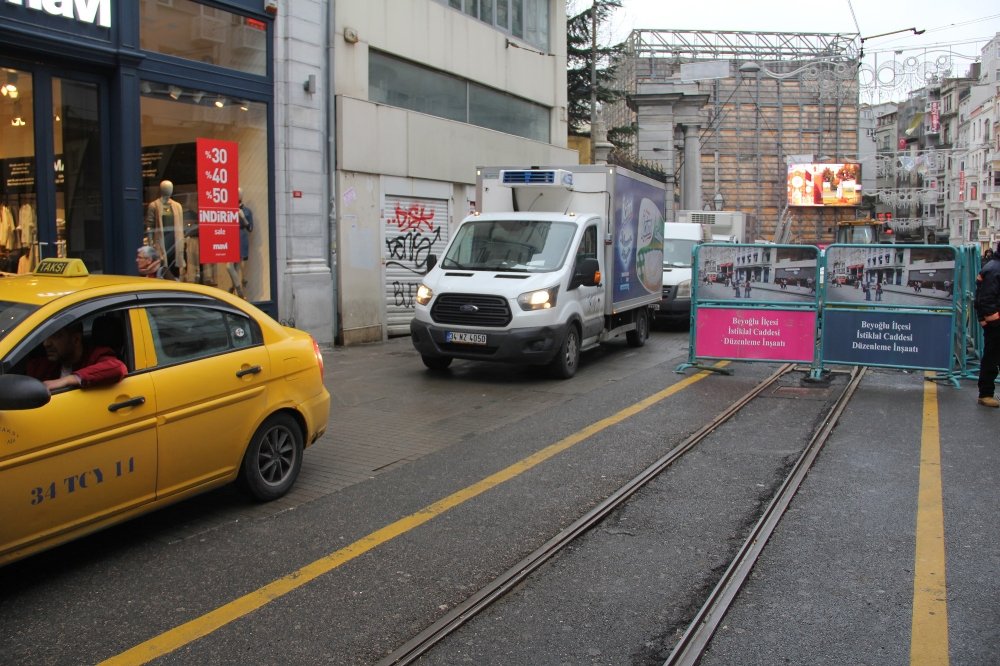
[383,195,450,336]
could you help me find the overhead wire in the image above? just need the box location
[845,0,862,35]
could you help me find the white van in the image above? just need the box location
[654,222,709,326]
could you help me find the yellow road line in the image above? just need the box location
[101,363,726,665]
[910,376,949,665]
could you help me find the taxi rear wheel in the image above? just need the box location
[238,413,304,501]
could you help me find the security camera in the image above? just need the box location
[265,1,278,16]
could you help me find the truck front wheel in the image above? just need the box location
[549,325,581,379]
[626,309,649,348]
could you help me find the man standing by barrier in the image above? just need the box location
[975,244,1000,408]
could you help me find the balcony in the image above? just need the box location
[946,198,967,213]
[985,186,1000,208]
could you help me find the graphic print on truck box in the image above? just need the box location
[612,172,664,305]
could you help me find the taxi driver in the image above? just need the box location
[27,321,127,392]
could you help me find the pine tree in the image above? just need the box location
[566,0,631,148]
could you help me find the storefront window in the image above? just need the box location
[54,78,104,271]
[0,67,34,273]
[140,85,270,301]
[139,0,268,77]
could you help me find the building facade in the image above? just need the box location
[331,0,575,343]
[0,0,300,321]
[0,0,574,347]
[870,34,1000,252]
[608,30,861,244]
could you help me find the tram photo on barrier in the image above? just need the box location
[696,244,819,303]
[823,245,956,306]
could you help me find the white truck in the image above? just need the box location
[410,165,665,378]
[655,222,709,327]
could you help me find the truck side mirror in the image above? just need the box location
[426,253,437,273]
[569,257,600,289]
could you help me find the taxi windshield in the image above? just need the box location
[0,300,39,342]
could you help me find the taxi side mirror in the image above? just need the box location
[0,374,51,410]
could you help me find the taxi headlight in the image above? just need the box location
[517,286,558,311]
[416,283,433,306]
[675,279,692,299]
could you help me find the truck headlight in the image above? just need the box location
[415,283,433,306]
[517,286,558,311]
[675,279,691,299]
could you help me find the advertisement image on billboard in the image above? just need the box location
[787,163,862,207]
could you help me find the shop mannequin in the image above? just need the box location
[225,187,253,298]
[145,180,186,279]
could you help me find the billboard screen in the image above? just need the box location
[787,163,862,207]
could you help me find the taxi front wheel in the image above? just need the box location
[238,413,304,501]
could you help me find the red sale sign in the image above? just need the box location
[196,138,240,263]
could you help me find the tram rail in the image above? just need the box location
[378,363,864,666]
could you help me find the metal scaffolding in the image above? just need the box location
[607,29,862,243]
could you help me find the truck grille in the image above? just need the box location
[431,294,512,327]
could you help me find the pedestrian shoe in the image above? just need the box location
[977,396,1000,408]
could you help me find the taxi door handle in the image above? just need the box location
[108,396,146,412]
[236,365,262,378]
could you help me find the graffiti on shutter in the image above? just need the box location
[384,195,449,335]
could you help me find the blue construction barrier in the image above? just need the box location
[679,242,981,388]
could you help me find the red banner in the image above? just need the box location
[929,101,940,133]
[196,138,240,263]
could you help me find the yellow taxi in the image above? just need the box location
[0,259,330,566]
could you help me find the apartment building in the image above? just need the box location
[0,1,573,348]
[869,34,1000,250]
[329,0,575,343]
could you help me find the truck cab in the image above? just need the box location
[655,222,707,327]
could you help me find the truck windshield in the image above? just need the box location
[662,239,697,267]
[440,220,578,272]
[836,225,878,244]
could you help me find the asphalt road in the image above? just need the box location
[1,326,996,665]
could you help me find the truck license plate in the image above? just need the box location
[446,331,487,345]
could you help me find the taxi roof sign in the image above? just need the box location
[34,258,90,277]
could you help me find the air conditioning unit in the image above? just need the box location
[233,24,265,52]
[191,19,227,45]
[676,210,747,242]
[500,169,574,189]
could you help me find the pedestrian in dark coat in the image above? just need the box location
[975,244,1000,407]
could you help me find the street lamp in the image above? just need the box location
[860,27,924,44]
[858,27,925,61]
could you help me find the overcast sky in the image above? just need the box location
[568,0,1000,102]
[578,0,1000,68]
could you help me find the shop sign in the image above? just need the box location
[196,138,240,264]
[1,155,64,193]
[5,0,111,29]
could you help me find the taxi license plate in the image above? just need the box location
[446,331,487,345]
